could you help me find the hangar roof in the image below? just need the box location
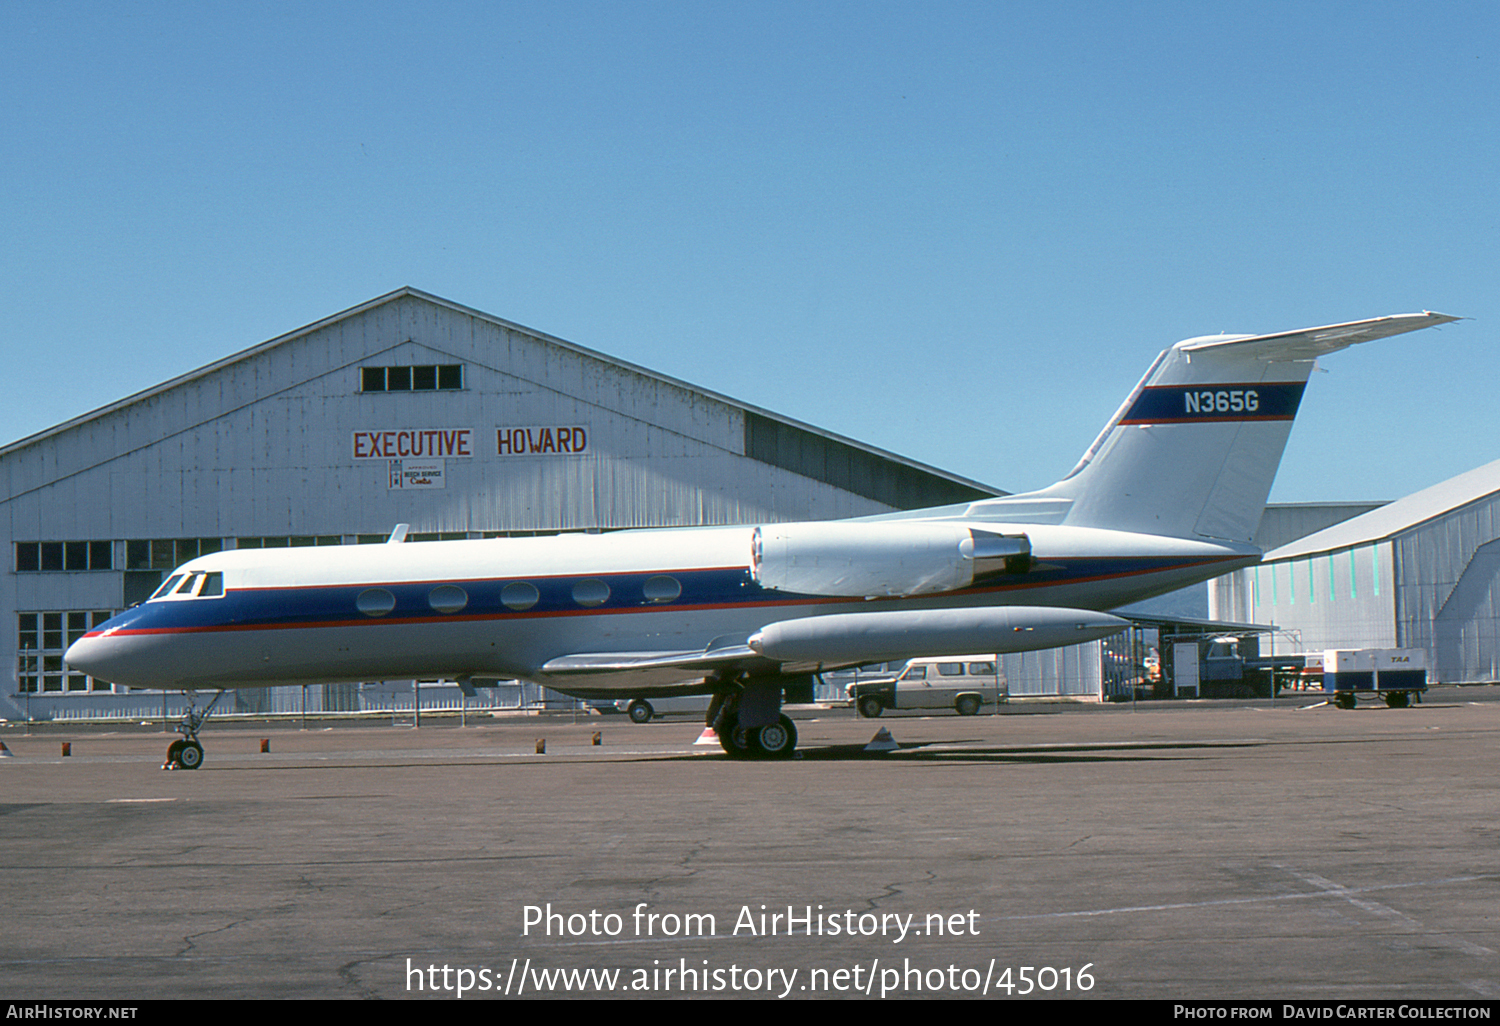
[0,287,1002,507]
[1267,458,1500,561]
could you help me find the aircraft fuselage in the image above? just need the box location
[67,521,1255,694]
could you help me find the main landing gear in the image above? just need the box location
[706,681,798,760]
[163,690,225,770]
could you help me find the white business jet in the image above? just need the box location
[65,312,1459,766]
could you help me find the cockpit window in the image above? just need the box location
[151,574,187,600]
[198,572,224,597]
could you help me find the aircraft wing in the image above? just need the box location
[534,642,782,697]
[540,645,771,676]
[1178,311,1460,360]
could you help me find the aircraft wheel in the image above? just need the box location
[955,695,981,716]
[716,713,754,758]
[1384,692,1410,709]
[177,741,205,770]
[751,715,798,759]
[165,740,185,767]
[858,696,884,719]
[627,700,654,724]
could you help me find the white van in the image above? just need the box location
[848,656,1006,717]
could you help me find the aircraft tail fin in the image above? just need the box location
[967,312,1459,542]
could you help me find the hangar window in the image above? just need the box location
[360,364,464,392]
[125,538,223,570]
[18,610,116,693]
[236,536,342,549]
[15,541,114,572]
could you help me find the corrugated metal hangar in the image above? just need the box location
[1211,459,1500,684]
[3,288,998,719]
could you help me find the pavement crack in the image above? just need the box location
[175,917,250,958]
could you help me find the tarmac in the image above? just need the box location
[2,688,1498,1001]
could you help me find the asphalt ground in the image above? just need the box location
[1,687,1497,1002]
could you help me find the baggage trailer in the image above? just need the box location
[1293,649,1428,709]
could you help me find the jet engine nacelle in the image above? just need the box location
[747,606,1129,667]
[750,522,1030,598]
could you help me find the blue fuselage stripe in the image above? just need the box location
[90,556,1234,637]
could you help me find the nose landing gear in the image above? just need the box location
[162,691,224,770]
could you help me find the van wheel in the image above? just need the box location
[627,700,654,723]
[955,695,981,716]
[858,696,884,718]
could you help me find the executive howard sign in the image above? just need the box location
[350,428,591,460]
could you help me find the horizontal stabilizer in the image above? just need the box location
[1178,312,1460,360]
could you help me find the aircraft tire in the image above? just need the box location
[177,741,204,770]
[627,700,654,724]
[716,713,754,759]
[751,715,798,759]
[165,740,185,768]
[858,696,884,719]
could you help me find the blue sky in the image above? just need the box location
[3,1,1495,503]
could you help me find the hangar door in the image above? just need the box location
[1433,537,1500,684]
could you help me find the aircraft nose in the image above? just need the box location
[63,635,112,681]
[63,632,169,690]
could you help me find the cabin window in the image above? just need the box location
[572,579,610,607]
[428,585,468,614]
[356,588,397,617]
[501,582,539,611]
[642,575,682,604]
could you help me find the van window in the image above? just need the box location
[967,662,995,675]
[901,666,927,681]
[936,662,964,677]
